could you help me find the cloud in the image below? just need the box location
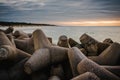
[0,0,120,24]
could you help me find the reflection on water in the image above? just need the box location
[1,26,120,44]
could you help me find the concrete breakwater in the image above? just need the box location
[0,27,120,80]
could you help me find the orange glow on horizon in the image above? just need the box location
[54,20,120,26]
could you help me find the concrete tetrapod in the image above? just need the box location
[89,42,120,65]
[14,36,52,54]
[0,45,16,60]
[0,26,14,34]
[7,34,16,48]
[33,29,52,50]
[14,38,34,54]
[80,33,99,45]
[68,47,87,77]
[48,37,52,44]
[77,58,120,80]
[13,30,29,39]
[67,47,120,80]
[57,35,69,48]
[68,38,79,47]
[0,45,31,61]
[101,66,120,77]
[0,31,31,61]
[96,42,109,55]
[49,46,68,63]
[80,33,109,55]
[71,72,100,80]
[79,48,87,56]
[0,32,15,59]
[24,46,68,74]
[15,48,31,61]
[24,29,68,74]
[4,26,14,34]
[24,48,50,74]
[103,38,113,45]
[0,31,13,46]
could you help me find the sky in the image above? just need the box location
[0,0,120,26]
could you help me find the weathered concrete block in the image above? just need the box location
[80,33,98,45]
[80,33,109,55]
[49,46,68,64]
[24,46,68,74]
[33,29,52,50]
[14,38,34,54]
[77,58,120,80]
[71,72,100,80]
[89,42,120,65]
[68,38,79,47]
[24,48,50,74]
[57,35,69,48]
[103,38,113,45]
[0,45,31,62]
[68,47,86,77]
[4,26,14,34]
[0,45,16,60]
[13,30,29,39]
[80,48,87,56]
[0,31,13,46]
[0,26,14,34]
[101,66,120,77]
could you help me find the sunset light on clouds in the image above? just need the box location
[0,0,120,26]
[55,20,120,26]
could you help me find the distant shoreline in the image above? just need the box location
[0,21,120,27]
[0,21,57,27]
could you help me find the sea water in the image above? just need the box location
[1,26,120,44]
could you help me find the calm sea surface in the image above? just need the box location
[1,26,120,44]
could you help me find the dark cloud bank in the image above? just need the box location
[0,0,120,23]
